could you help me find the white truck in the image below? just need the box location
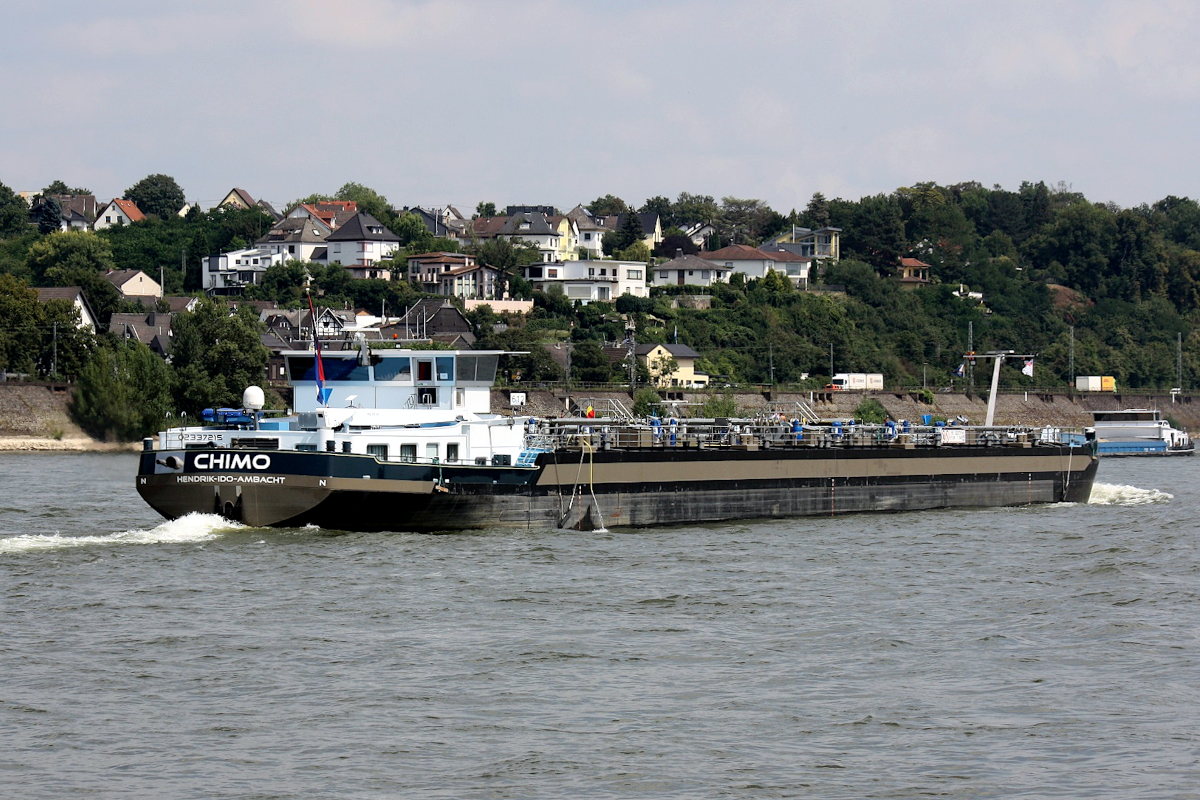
[827,373,884,391]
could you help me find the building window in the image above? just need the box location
[289,245,295,253]
[627,270,641,280]
[584,233,591,240]
[548,269,557,278]
[658,272,667,279]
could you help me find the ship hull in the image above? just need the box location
[137,443,1099,532]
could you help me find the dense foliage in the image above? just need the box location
[4,173,1200,441]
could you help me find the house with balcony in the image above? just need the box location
[408,252,477,293]
[521,260,647,304]
[438,263,506,300]
[566,205,609,258]
[325,212,400,279]
[898,257,932,289]
[202,248,284,294]
[762,226,841,264]
[256,216,332,263]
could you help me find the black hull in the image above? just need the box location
[137,443,1100,532]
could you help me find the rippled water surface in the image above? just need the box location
[2,452,1198,798]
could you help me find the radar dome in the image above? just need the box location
[242,386,265,411]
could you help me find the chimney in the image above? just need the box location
[676,248,683,259]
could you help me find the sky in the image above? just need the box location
[2,0,1199,215]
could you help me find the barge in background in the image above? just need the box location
[136,346,1099,532]
[1093,409,1194,456]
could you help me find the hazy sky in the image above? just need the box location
[3,0,1198,214]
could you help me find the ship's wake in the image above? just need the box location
[1087,482,1173,506]
[0,513,239,554]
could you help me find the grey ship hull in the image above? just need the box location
[138,442,1099,532]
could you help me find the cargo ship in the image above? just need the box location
[1092,409,1193,456]
[136,346,1099,532]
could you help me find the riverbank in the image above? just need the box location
[4,380,1198,452]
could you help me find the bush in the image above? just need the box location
[854,398,889,424]
[701,392,739,418]
[632,388,662,417]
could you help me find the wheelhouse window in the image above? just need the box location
[417,360,433,382]
[373,357,412,382]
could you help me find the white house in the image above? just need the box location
[472,212,564,263]
[438,263,506,300]
[35,287,98,334]
[325,212,400,278]
[104,269,162,301]
[522,260,647,304]
[93,198,145,230]
[256,216,332,263]
[651,252,726,286]
[203,248,284,294]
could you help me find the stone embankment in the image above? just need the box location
[491,387,1200,430]
[0,383,135,452]
[3,381,1197,452]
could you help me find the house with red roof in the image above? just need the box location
[898,257,932,289]
[93,198,145,230]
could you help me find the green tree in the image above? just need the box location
[639,196,673,228]
[70,340,173,441]
[43,180,91,196]
[614,210,645,251]
[587,194,628,216]
[394,212,434,251]
[0,274,42,374]
[26,230,116,281]
[801,192,832,229]
[844,194,906,272]
[170,300,268,415]
[125,173,186,219]
[719,196,775,244]
[33,196,62,235]
[475,201,497,218]
[672,192,719,227]
[570,340,614,383]
[335,182,394,227]
[0,180,29,238]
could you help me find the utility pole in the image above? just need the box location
[1069,325,1075,389]
[967,321,974,391]
[1178,331,1183,389]
[829,342,834,378]
[52,322,57,380]
[769,342,774,385]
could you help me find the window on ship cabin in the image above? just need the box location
[400,444,417,463]
[446,443,459,463]
[417,360,433,382]
[426,444,439,463]
[367,444,388,460]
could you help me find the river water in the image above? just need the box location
[0,452,1196,798]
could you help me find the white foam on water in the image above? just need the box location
[0,513,238,554]
[1087,482,1173,506]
